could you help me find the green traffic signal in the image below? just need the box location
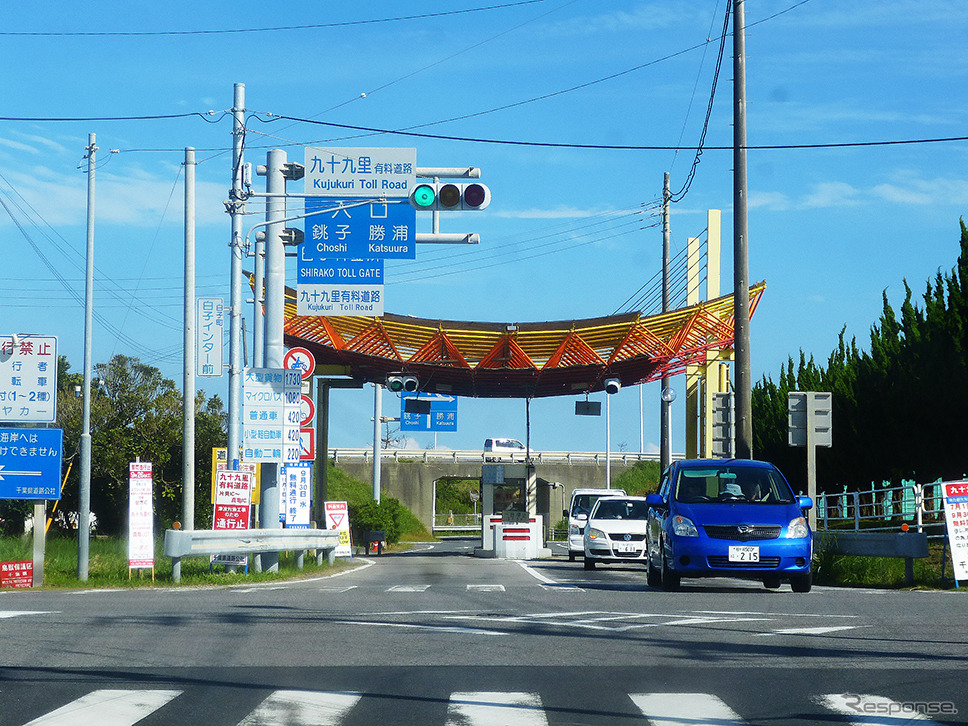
[412,184,436,208]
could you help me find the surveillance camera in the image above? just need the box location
[604,378,621,395]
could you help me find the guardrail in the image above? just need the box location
[329,448,662,465]
[164,528,342,582]
[816,479,946,536]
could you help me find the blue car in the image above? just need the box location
[645,459,814,592]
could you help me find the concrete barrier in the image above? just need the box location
[164,528,342,582]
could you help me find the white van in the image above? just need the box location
[483,438,526,456]
[564,487,627,561]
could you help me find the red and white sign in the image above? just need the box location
[127,462,154,570]
[300,427,315,461]
[284,347,316,380]
[942,480,968,583]
[0,560,33,588]
[213,469,254,531]
[300,394,316,426]
[325,501,352,557]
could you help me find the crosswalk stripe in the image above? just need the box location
[818,693,946,725]
[237,690,362,726]
[23,689,182,726]
[629,693,746,725]
[387,584,431,592]
[466,584,505,592]
[0,611,55,619]
[446,691,549,726]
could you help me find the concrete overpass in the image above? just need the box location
[329,448,663,534]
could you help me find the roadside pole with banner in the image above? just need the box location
[941,480,968,588]
[127,461,154,580]
[212,469,254,569]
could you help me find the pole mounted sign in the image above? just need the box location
[400,392,458,432]
[0,427,63,501]
[0,335,57,423]
[304,147,416,198]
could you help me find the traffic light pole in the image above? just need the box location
[227,83,246,471]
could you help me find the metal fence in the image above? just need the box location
[815,479,949,539]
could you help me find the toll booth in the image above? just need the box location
[475,462,551,559]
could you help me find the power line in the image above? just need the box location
[0,1,549,36]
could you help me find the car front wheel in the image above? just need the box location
[583,556,597,570]
[646,552,662,587]
[661,549,680,591]
[790,571,812,593]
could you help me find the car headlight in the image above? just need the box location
[672,515,699,537]
[786,516,809,539]
[586,527,607,541]
[569,524,581,535]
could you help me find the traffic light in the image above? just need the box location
[386,374,418,393]
[409,182,491,211]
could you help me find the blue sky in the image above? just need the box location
[1,1,966,455]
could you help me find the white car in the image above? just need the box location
[566,488,626,561]
[582,495,651,570]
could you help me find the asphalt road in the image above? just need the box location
[1,538,966,725]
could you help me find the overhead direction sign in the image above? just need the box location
[304,147,416,198]
[304,198,415,260]
[401,392,458,432]
[297,257,385,317]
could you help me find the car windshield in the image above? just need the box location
[591,499,649,520]
[673,465,795,504]
[572,494,610,516]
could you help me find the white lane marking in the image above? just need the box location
[467,584,505,592]
[446,691,549,726]
[24,689,181,726]
[387,584,431,592]
[538,583,584,591]
[515,561,556,584]
[238,690,361,726]
[318,585,358,593]
[0,611,56,619]
[230,586,288,594]
[342,620,504,636]
[630,693,746,725]
[694,610,858,619]
[818,693,946,725]
[757,625,866,636]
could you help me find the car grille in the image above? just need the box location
[707,555,781,568]
[606,533,646,542]
[703,525,781,541]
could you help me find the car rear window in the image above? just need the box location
[674,466,795,504]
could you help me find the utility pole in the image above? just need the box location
[182,147,196,536]
[733,0,753,459]
[77,133,96,581]
[227,83,245,471]
[660,172,673,471]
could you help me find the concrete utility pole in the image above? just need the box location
[373,384,382,504]
[182,147,196,534]
[733,0,753,459]
[227,83,245,470]
[77,132,96,581]
[660,172,673,472]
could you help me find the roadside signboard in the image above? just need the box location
[127,462,154,571]
[211,448,260,505]
[303,200,415,261]
[283,347,316,380]
[400,392,458,432]
[242,368,302,464]
[281,462,312,528]
[213,469,254,567]
[0,561,32,589]
[296,257,385,316]
[304,147,416,199]
[195,297,224,377]
[0,427,63,501]
[941,480,968,583]
[324,500,352,557]
[0,335,57,423]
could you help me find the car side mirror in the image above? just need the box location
[576,513,588,522]
[797,495,813,511]
[645,493,666,508]
[562,509,568,518]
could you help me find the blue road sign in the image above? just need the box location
[304,198,416,260]
[401,393,458,432]
[0,427,63,501]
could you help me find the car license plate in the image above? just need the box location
[728,545,759,562]
[616,542,639,553]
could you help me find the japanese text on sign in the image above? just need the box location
[196,297,224,378]
[242,368,302,463]
[128,462,154,570]
[0,335,57,423]
[304,147,416,198]
[942,480,968,582]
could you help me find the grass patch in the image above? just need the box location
[1,534,357,590]
[813,540,959,589]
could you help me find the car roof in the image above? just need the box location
[672,458,775,471]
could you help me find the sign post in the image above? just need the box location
[127,461,154,579]
[788,391,833,531]
[941,480,968,587]
[324,501,352,558]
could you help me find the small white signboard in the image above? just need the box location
[942,480,968,584]
[325,501,353,558]
[196,297,224,377]
[242,368,302,463]
[127,462,154,572]
[0,335,57,423]
[282,462,312,528]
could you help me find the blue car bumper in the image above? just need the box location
[667,535,812,577]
